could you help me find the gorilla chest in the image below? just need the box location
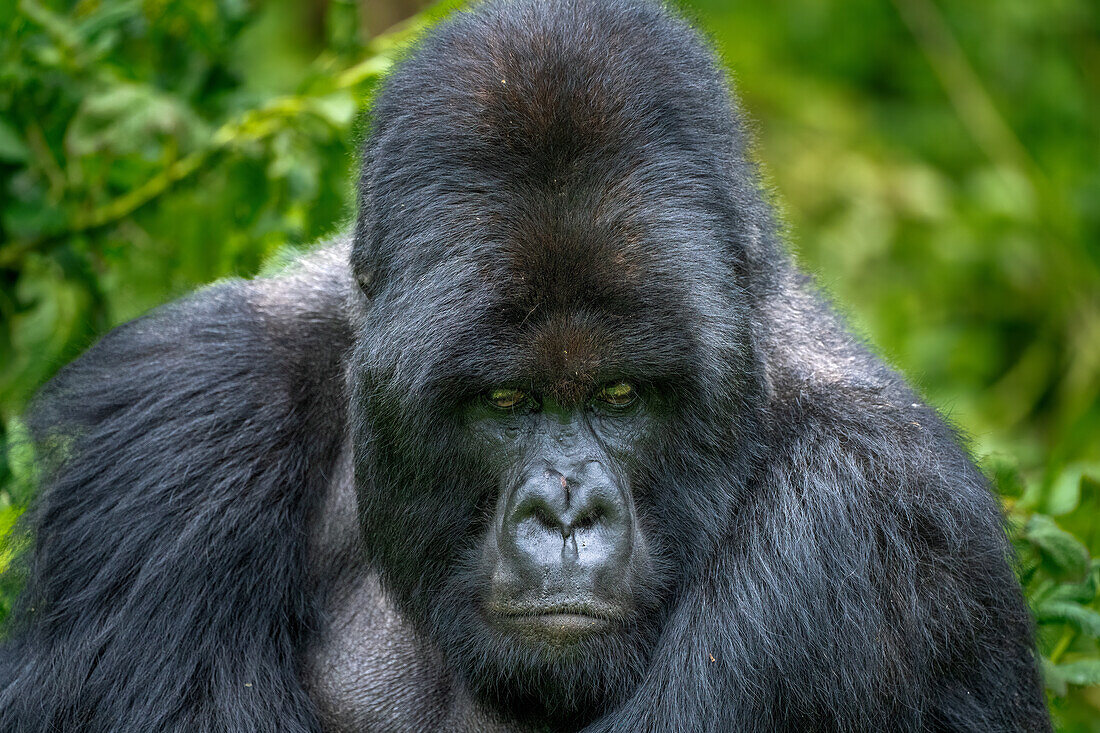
[304,572,520,732]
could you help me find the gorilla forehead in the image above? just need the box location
[360,184,729,401]
[353,0,751,399]
[363,252,702,406]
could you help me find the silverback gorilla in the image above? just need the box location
[0,0,1051,731]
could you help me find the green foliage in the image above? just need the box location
[1011,467,1100,728]
[0,0,1097,727]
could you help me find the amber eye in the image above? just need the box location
[596,381,636,408]
[486,388,528,410]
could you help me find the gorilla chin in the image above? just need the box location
[0,0,1051,731]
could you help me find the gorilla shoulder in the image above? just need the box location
[0,242,356,732]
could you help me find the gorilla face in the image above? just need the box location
[470,381,654,641]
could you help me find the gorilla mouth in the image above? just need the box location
[487,603,621,640]
[502,612,610,634]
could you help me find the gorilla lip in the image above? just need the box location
[487,603,620,637]
[503,613,609,633]
[492,610,614,640]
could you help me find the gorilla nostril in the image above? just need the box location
[508,493,566,535]
[531,504,560,532]
[571,509,599,531]
[574,500,607,527]
[569,496,618,532]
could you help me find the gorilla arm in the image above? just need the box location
[584,267,1049,733]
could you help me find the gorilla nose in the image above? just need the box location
[499,464,633,584]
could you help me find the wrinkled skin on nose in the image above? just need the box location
[503,456,633,591]
[485,416,640,639]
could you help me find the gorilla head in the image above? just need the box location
[347,0,763,722]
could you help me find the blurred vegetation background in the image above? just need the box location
[0,0,1097,727]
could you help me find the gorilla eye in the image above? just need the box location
[486,388,529,410]
[596,381,636,408]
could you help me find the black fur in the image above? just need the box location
[0,0,1050,731]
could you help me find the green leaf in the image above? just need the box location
[3,416,36,507]
[1025,515,1090,582]
[1035,600,1100,639]
[0,504,24,574]
[65,83,210,158]
[1069,470,1100,556]
[1053,659,1100,688]
[985,453,1025,498]
[308,92,357,129]
[1042,657,1068,696]
[1047,560,1100,605]
[1044,464,1087,516]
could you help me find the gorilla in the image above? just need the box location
[0,0,1050,731]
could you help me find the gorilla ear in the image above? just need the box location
[350,155,382,299]
[349,232,380,299]
[354,266,376,298]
